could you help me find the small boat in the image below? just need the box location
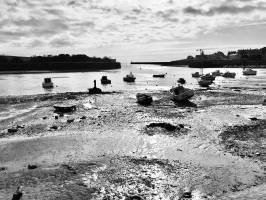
[42,78,54,88]
[123,72,136,82]
[223,71,236,78]
[198,78,213,87]
[170,86,194,102]
[212,70,223,77]
[101,76,111,84]
[192,72,200,78]
[153,74,165,78]
[243,68,257,76]
[54,104,76,113]
[201,73,215,81]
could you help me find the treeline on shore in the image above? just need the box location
[0,54,121,72]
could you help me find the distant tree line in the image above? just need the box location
[0,54,117,64]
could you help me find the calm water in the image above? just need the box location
[0,64,266,96]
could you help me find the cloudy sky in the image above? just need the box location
[1,0,266,61]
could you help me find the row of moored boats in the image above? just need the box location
[192,68,257,87]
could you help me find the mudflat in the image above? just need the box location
[0,89,265,199]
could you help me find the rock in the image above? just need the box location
[61,164,77,174]
[125,195,143,200]
[80,116,87,120]
[0,167,7,171]
[12,186,23,200]
[177,78,186,85]
[250,117,258,121]
[42,116,47,120]
[50,125,58,130]
[54,115,59,120]
[16,125,25,129]
[67,118,75,123]
[180,192,192,199]
[263,99,266,105]
[136,93,153,106]
[27,164,38,170]
[179,124,185,128]
[146,122,178,131]
[8,128,18,133]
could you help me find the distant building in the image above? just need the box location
[237,48,266,60]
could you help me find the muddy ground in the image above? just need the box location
[0,89,265,199]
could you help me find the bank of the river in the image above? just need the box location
[0,89,265,199]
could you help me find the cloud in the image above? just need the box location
[50,36,74,48]
[0,0,265,60]
[184,4,266,16]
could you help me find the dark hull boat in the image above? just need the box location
[223,72,236,78]
[192,72,200,78]
[42,78,54,89]
[153,74,165,78]
[101,76,111,84]
[198,79,213,87]
[170,86,194,102]
[243,68,257,76]
[123,72,136,82]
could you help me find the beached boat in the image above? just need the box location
[201,73,215,81]
[212,70,223,77]
[198,78,213,87]
[223,72,236,78]
[243,68,257,75]
[170,86,194,102]
[54,104,76,113]
[42,78,54,88]
[101,76,111,84]
[136,93,153,105]
[123,72,136,82]
[153,74,165,78]
[192,72,200,78]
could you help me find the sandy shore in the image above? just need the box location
[0,89,265,199]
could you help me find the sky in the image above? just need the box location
[1,0,266,62]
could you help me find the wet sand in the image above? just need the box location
[0,89,265,199]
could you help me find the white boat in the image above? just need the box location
[170,86,194,102]
[123,72,136,82]
[42,78,54,88]
[243,68,257,75]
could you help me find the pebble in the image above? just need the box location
[8,128,18,133]
[28,164,38,170]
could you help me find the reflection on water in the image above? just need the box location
[0,64,266,96]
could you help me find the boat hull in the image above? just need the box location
[198,79,213,87]
[243,71,257,75]
[170,89,194,102]
[153,74,165,78]
[42,82,54,88]
[123,77,136,82]
[101,80,111,84]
